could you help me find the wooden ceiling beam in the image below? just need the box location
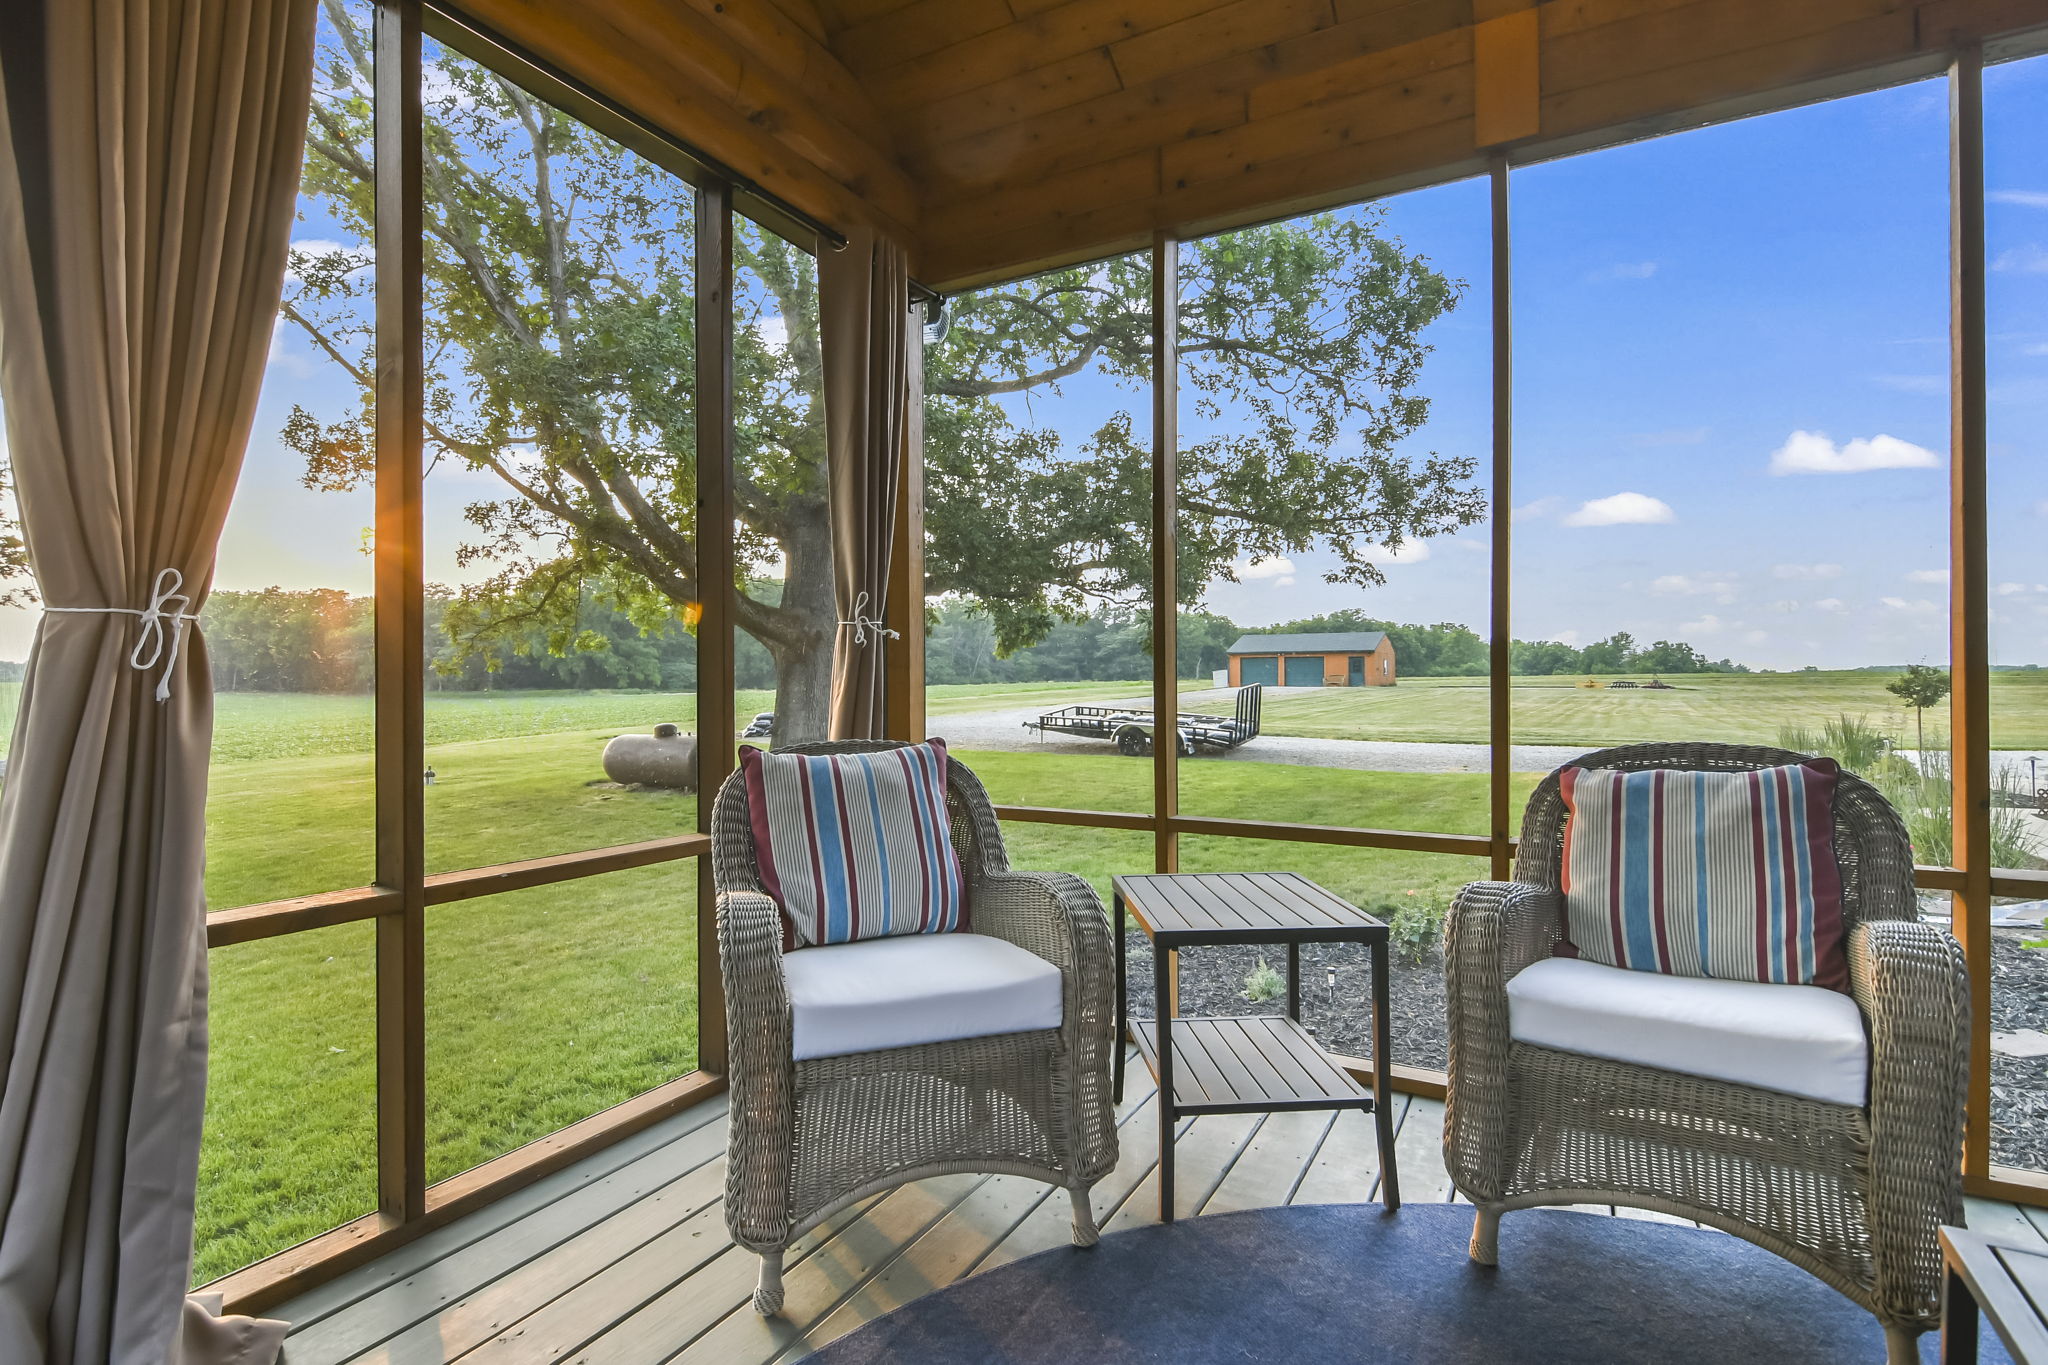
[899,0,1468,194]
[455,0,917,239]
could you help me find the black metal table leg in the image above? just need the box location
[1114,888,1127,1104]
[1370,935,1400,1210]
[1157,945,1176,1223]
[1942,1263,1980,1364]
[1286,941,1301,1021]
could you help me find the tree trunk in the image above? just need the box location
[748,496,837,746]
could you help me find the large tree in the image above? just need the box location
[280,1,1482,743]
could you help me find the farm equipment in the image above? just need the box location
[1023,684,1263,757]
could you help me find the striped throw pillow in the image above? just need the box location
[1558,760,1847,991]
[739,739,966,947]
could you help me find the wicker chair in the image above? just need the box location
[711,741,1120,1314]
[1443,742,1969,1364]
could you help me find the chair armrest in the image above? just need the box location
[972,869,1119,1181]
[1850,917,1969,1326]
[1442,881,1562,1202]
[716,890,795,1249]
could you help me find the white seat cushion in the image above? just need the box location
[1505,956,1868,1107]
[782,933,1062,1062]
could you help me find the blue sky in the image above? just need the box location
[2,52,2042,677]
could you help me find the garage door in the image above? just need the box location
[1237,655,1278,686]
[1283,656,1325,687]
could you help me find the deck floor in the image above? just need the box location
[273,1060,2048,1364]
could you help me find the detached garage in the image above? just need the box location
[1227,631,1397,687]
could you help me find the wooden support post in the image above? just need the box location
[1949,44,1993,1184]
[694,179,736,1078]
[1152,233,1180,875]
[373,0,427,1224]
[1489,154,1514,882]
[885,299,926,742]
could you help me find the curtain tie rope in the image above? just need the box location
[837,591,900,647]
[46,567,200,702]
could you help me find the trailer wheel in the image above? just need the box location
[1116,727,1152,757]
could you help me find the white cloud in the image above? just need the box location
[1651,571,1737,603]
[1768,430,1940,475]
[2023,342,2048,357]
[1871,374,1945,395]
[1906,568,1950,585]
[266,323,313,381]
[1999,582,2030,596]
[1680,614,1725,634]
[1994,244,2048,274]
[1880,596,1939,613]
[758,314,789,350]
[1772,562,1843,580]
[1990,190,2048,208]
[1511,496,1562,522]
[1814,597,1847,612]
[1233,556,1296,581]
[1586,261,1658,282]
[1354,540,1431,564]
[1742,630,1770,645]
[1563,492,1675,527]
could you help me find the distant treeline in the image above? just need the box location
[202,587,779,693]
[923,602,1752,683]
[196,587,1753,694]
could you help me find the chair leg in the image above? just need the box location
[753,1249,785,1316]
[1469,1206,1501,1266]
[1070,1184,1101,1247]
[1881,1322,1919,1365]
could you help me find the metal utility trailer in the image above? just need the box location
[1023,684,1263,757]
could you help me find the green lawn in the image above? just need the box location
[25,669,2038,1284]
[1252,670,2048,748]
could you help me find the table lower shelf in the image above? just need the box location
[1130,1014,1378,1116]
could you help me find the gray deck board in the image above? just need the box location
[270,1081,2045,1365]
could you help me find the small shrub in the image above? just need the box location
[1389,899,1446,966]
[1242,958,1285,1003]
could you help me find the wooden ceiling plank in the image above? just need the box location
[461,0,913,237]
[1544,0,1903,98]
[923,112,1478,288]
[919,81,1248,194]
[1160,60,1470,189]
[1109,0,1338,90]
[679,0,897,148]
[909,0,1466,192]
[766,0,833,45]
[1541,7,1918,137]
[908,49,1126,147]
[925,147,1164,244]
[1540,0,1703,41]
[1246,23,1469,120]
[1333,0,1470,20]
[861,0,1241,112]
[586,0,920,221]
[833,0,1016,74]
[812,0,922,32]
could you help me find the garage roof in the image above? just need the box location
[1227,632,1387,655]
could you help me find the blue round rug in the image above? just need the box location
[805,1203,2012,1364]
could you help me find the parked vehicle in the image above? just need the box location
[1023,685,1263,758]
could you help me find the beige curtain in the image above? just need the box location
[0,2,315,1362]
[821,227,915,741]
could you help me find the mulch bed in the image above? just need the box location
[1124,926,2048,1173]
